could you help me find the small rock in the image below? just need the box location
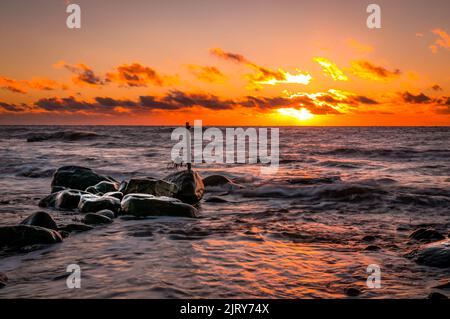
[344,287,361,297]
[203,174,242,191]
[59,230,70,238]
[97,209,115,219]
[83,213,113,225]
[20,211,58,231]
[203,175,233,187]
[405,239,450,268]
[121,194,198,218]
[78,195,120,214]
[428,292,448,299]
[0,225,62,247]
[58,223,93,233]
[0,272,7,289]
[86,181,119,194]
[432,281,450,290]
[409,228,445,243]
[164,170,204,204]
[365,245,381,251]
[104,191,123,200]
[51,166,116,191]
[361,235,377,242]
[119,177,177,197]
[205,196,229,203]
[39,189,87,210]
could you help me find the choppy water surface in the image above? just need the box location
[0,126,449,298]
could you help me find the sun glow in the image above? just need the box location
[277,107,314,121]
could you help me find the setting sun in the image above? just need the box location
[277,107,314,121]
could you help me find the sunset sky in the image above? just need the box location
[0,0,449,125]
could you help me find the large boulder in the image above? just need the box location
[78,194,121,214]
[51,166,116,191]
[121,194,198,218]
[163,170,204,204]
[0,225,62,247]
[405,239,450,268]
[20,211,58,231]
[119,177,177,197]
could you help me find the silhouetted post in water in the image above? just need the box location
[186,122,192,171]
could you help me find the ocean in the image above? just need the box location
[0,126,449,298]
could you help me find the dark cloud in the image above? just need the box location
[351,60,401,81]
[0,102,27,112]
[431,84,443,91]
[402,92,432,104]
[56,62,104,86]
[106,63,177,87]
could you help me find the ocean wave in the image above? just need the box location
[316,147,450,160]
[26,130,101,142]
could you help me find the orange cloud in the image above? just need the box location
[210,48,312,90]
[351,60,401,81]
[55,61,104,86]
[106,63,178,87]
[187,65,227,83]
[313,57,348,81]
[0,76,67,94]
[430,28,450,53]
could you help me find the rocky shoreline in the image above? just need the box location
[0,165,449,297]
[0,166,239,256]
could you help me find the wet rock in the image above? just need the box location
[405,239,450,268]
[85,186,101,195]
[361,235,377,242]
[104,191,123,200]
[432,281,450,290]
[203,174,242,191]
[39,189,86,210]
[51,186,67,194]
[119,177,177,197]
[409,228,445,243]
[51,166,115,191]
[0,272,7,289]
[86,181,119,194]
[58,223,93,233]
[364,245,381,251]
[0,225,62,247]
[205,196,230,203]
[78,195,120,214]
[97,209,115,219]
[164,170,204,204]
[83,213,113,225]
[121,194,198,218]
[428,292,448,299]
[344,287,361,297]
[59,230,70,238]
[20,211,58,231]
